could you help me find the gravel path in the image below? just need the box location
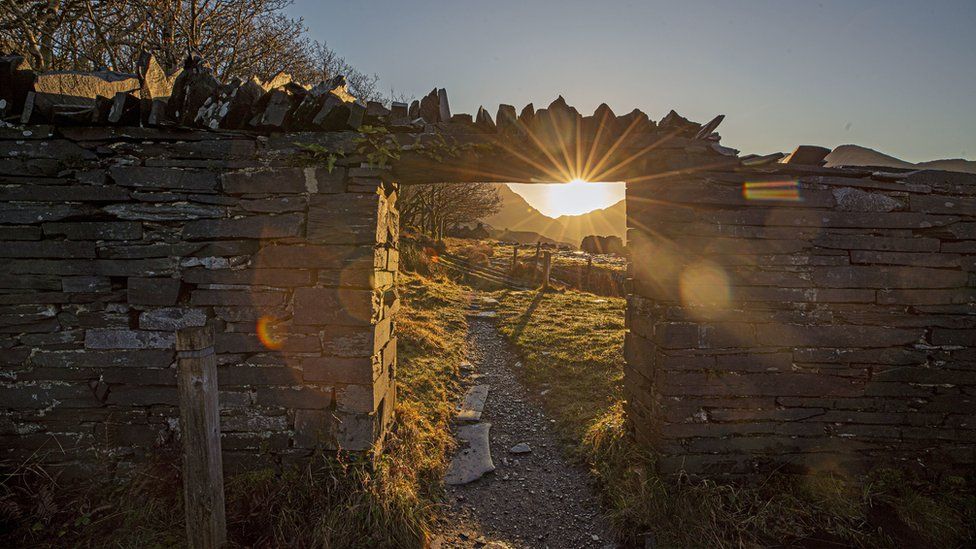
[432,305,616,549]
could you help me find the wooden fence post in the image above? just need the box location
[585,255,593,290]
[511,245,519,275]
[533,242,542,280]
[177,323,227,549]
[542,251,552,289]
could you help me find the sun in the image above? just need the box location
[507,180,625,217]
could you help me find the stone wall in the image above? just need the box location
[625,163,976,475]
[0,125,399,474]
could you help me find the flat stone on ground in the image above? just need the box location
[457,384,490,422]
[445,422,495,485]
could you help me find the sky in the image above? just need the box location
[289,0,975,215]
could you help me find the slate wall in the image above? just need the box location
[625,163,976,475]
[0,126,399,474]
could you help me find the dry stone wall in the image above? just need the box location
[625,162,976,475]
[0,125,399,474]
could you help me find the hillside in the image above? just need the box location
[825,145,976,173]
[482,185,626,247]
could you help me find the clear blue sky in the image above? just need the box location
[289,0,975,163]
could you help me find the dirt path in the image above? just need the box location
[432,299,616,549]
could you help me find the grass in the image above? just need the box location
[1,271,471,548]
[490,286,976,548]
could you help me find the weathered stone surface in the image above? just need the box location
[0,241,95,258]
[128,277,181,306]
[42,222,142,240]
[182,213,303,240]
[139,307,207,330]
[832,187,901,212]
[445,422,495,485]
[103,203,224,221]
[62,276,111,293]
[0,184,129,202]
[110,166,217,192]
[307,194,382,244]
[220,168,307,194]
[292,287,378,326]
[84,328,174,349]
[0,203,88,224]
[781,145,830,166]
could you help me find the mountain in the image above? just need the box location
[482,185,626,247]
[825,145,976,174]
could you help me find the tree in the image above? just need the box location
[0,0,380,100]
[399,183,502,240]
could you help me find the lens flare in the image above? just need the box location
[256,316,285,350]
[679,261,731,310]
[743,180,801,202]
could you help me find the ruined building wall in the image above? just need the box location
[625,163,976,475]
[0,126,398,474]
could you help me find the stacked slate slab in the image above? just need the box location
[0,126,398,474]
[625,159,976,476]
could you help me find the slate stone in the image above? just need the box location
[0,241,95,258]
[658,109,701,135]
[0,226,42,240]
[107,92,140,124]
[0,54,34,115]
[389,101,408,122]
[252,88,297,128]
[0,138,96,161]
[307,194,381,245]
[418,88,440,123]
[0,184,129,202]
[518,103,535,125]
[437,88,452,122]
[128,277,181,306]
[694,114,725,140]
[219,78,264,129]
[475,106,495,132]
[61,276,111,293]
[509,442,532,454]
[42,222,142,240]
[832,188,902,212]
[347,100,366,130]
[457,384,489,422]
[783,145,831,166]
[408,99,420,119]
[445,422,495,485]
[103,203,224,221]
[137,53,175,101]
[108,166,218,192]
[292,287,376,326]
[139,307,207,330]
[84,328,175,349]
[182,213,303,240]
[496,104,518,133]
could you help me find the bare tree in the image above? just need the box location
[0,0,380,99]
[400,183,502,240]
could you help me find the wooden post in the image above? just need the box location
[177,323,227,549]
[533,242,542,280]
[541,251,552,288]
[511,245,519,275]
[585,255,593,290]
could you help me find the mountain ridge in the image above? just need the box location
[482,184,626,246]
[824,145,976,173]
